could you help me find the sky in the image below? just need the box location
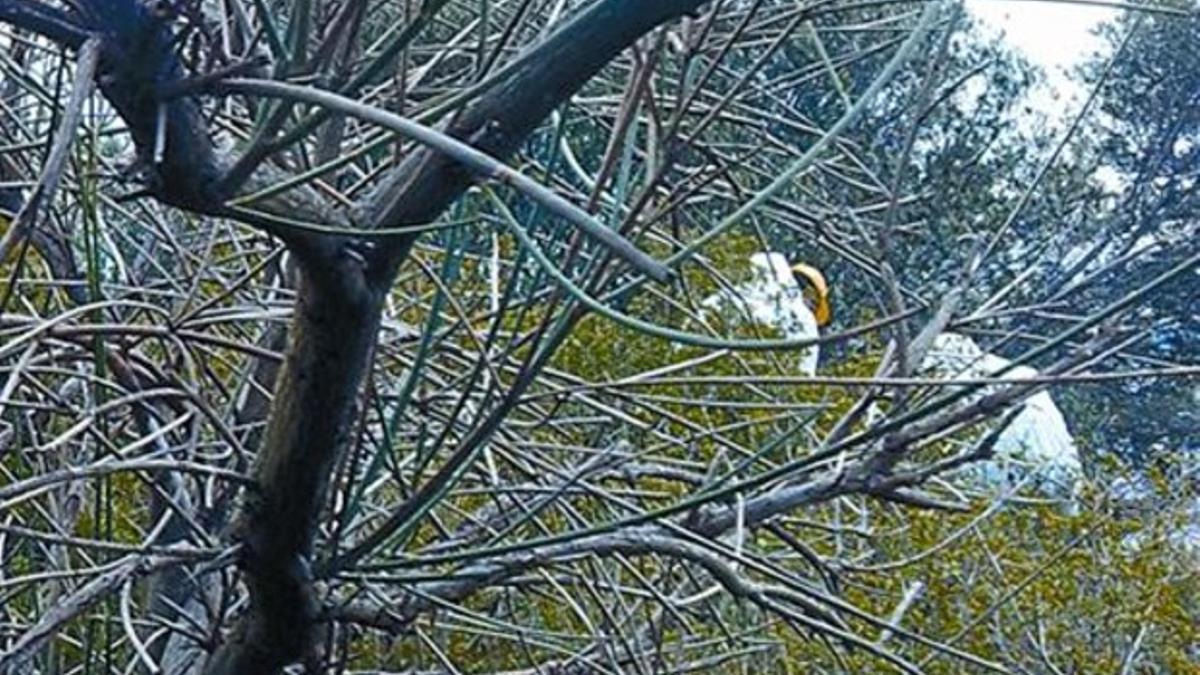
[965,0,1117,114]
[966,1,1115,74]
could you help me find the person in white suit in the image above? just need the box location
[921,332,1082,499]
[702,253,1081,501]
[701,251,831,375]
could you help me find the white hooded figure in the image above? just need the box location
[921,332,1082,497]
[701,252,831,375]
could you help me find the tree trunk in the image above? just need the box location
[203,248,398,674]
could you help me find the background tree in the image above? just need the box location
[1047,2,1200,463]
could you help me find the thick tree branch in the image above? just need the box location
[361,0,710,273]
[216,78,672,283]
[86,5,226,210]
[202,259,386,675]
[0,1,88,48]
